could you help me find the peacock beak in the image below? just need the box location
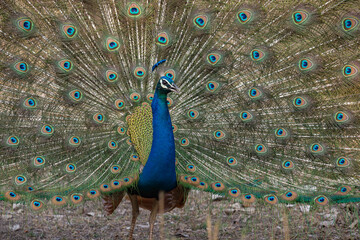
[170,83,180,93]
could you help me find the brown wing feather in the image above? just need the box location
[137,185,190,213]
[101,191,126,215]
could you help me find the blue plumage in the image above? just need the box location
[137,76,178,198]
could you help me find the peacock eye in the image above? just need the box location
[292,10,310,25]
[237,10,252,24]
[128,3,141,17]
[194,15,208,29]
[342,17,359,32]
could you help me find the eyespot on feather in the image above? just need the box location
[237,10,253,24]
[292,9,310,25]
[117,126,126,135]
[206,81,220,93]
[111,180,122,189]
[110,165,121,174]
[100,183,112,193]
[298,58,314,71]
[31,200,44,210]
[239,111,254,122]
[314,195,329,206]
[128,3,142,17]
[187,109,199,119]
[166,97,173,107]
[336,186,352,195]
[211,182,225,191]
[264,195,278,204]
[105,37,120,51]
[16,17,34,33]
[68,90,83,102]
[123,176,134,186]
[5,191,20,201]
[292,96,309,109]
[164,69,176,80]
[15,175,27,185]
[33,156,45,167]
[197,181,208,190]
[250,49,265,61]
[334,111,351,125]
[180,137,189,146]
[255,144,267,154]
[131,154,139,162]
[179,175,188,184]
[275,128,289,139]
[281,191,298,201]
[186,164,196,172]
[282,160,294,170]
[87,189,100,199]
[156,32,169,46]
[309,143,325,154]
[23,97,37,109]
[188,176,200,186]
[147,93,154,102]
[241,194,256,204]
[193,15,208,29]
[172,124,178,133]
[93,113,105,124]
[51,196,66,206]
[207,53,221,65]
[106,70,119,83]
[228,188,241,198]
[62,24,78,38]
[114,99,125,109]
[342,64,358,78]
[248,87,263,100]
[13,61,29,74]
[134,67,146,79]
[40,124,54,136]
[7,136,20,146]
[336,157,350,167]
[66,163,76,173]
[108,140,118,150]
[130,92,141,102]
[70,194,83,204]
[226,156,237,166]
[68,136,81,146]
[213,130,226,140]
[342,16,359,32]
[57,59,73,72]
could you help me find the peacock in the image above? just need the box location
[0,0,360,239]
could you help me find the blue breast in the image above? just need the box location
[137,90,177,198]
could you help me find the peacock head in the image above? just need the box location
[156,76,179,94]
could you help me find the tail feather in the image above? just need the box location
[0,0,359,209]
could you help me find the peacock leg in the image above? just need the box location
[128,194,140,240]
[149,199,159,240]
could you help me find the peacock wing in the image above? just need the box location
[127,103,153,166]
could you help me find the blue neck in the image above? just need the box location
[137,89,177,198]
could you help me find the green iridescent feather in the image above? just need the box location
[0,0,359,210]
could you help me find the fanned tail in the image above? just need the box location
[0,0,359,210]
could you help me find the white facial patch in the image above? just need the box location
[160,79,171,89]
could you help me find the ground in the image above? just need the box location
[0,191,359,240]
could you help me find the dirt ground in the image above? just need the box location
[1,191,359,240]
